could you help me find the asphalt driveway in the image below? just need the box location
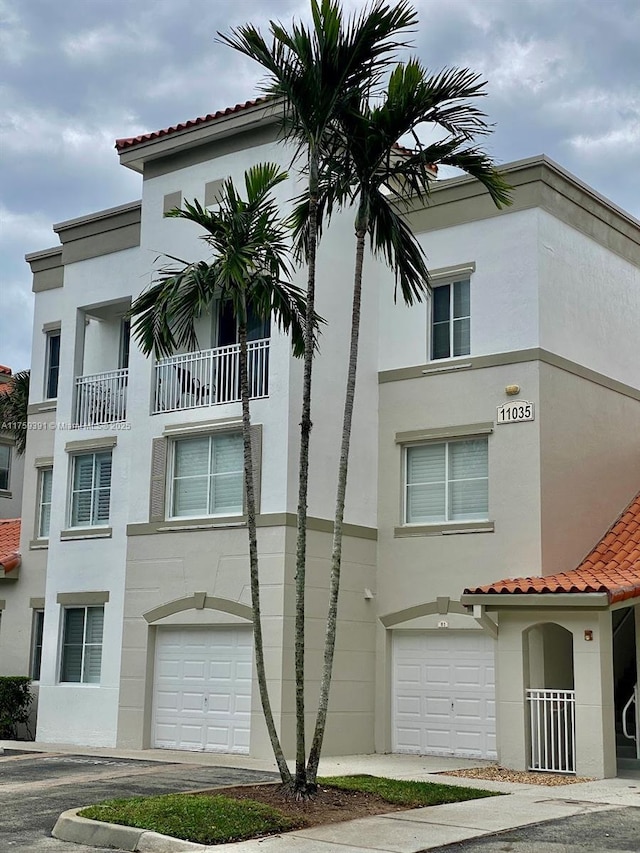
[0,750,276,852]
[433,805,640,852]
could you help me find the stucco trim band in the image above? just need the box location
[0,600,5,610]
[34,457,54,468]
[162,416,243,436]
[30,598,45,609]
[428,261,476,282]
[379,347,640,402]
[126,512,377,540]
[395,423,493,444]
[60,528,112,541]
[57,591,110,606]
[27,402,57,415]
[64,436,117,453]
[394,521,494,538]
[143,594,253,624]
[460,592,610,608]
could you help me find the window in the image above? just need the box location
[70,452,112,527]
[119,317,131,370]
[60,606,104,683]
[0,444,10,491]
[217,299,270,346]
[431,279,470,360]
[405,437,488,524]
[30,610,45,680]
[170,433,243,518]
[45,331,61,399]
[37,467,53,537]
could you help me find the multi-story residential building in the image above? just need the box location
[0,365,25,520]
[1,100,638,777]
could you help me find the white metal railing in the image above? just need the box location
[75,368,128,427]
[153,339,269,414]
[527,688,576,774]
[621,683,639,759]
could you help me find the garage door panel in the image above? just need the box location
[153,627,253,754]
[393,631,496,759]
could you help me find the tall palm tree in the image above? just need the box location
[0,370,30,455]
[297,59,512,782]
[129,164,312,785]
[221,0,417,793]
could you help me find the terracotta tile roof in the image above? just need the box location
[465,490,640,604]
[0,518,21,575]
[115,98,268,151]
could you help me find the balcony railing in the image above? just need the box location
[153,339,269,414]
[75,368,128,427]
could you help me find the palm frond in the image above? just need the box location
[0,370,30,455]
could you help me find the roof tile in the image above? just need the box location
[115,98,268,151]
[0,518,21,573]
[464,490,640,603]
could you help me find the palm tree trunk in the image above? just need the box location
[306,223,367,784]
[294,147,320,793]
[239,318,292,784]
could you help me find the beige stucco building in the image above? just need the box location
[1,100,639,778]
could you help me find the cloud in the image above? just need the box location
[62,23,160,62]
[0,0,31,65]
[460,36,569,98]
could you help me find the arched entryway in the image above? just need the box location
[523,623,575,773]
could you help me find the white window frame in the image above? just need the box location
[0,443,11,492]
[403,436,489,525]
[44,330,61,400]
[37,466,53,538]
[69,451,112,528]
[167,432,244,521]
[430,278,471,361]
[59,605,104,685]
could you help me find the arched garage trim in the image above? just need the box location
[143,592,253,624]
[380,596,497,638]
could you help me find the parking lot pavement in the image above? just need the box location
[431,806,640,852]
[0,751,276,852]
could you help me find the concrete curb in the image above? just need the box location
[52,808,205,852]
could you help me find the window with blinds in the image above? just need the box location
[70,452,112,527]
[405,437,488,524]
[171,433,243,518]
[431,279,471,360]
[38,467,53,538]
[60,606,104,684]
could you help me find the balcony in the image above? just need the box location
[153,339,269,414]
[75,368,128,427]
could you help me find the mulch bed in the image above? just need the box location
[196,783,408,828]
[439,766,593,786]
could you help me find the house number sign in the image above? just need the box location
[497,401,535,424]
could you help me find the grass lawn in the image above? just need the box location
[78,774,501,845]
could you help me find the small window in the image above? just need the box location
[70,452,112,527]
[0,444,10,491]
[38,467,53,538]
[45,331,61,399]
[170,433,243,518]
[405,437,488,524]
[431,279,470,360]
[30,610,45,680]
[60,606,104,684]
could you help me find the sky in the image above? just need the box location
[1,0,639,371]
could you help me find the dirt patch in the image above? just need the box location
[197,782,408,828]
[439,766,593,786]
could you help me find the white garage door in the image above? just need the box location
[153,626,253,754]
[393,631,496,759]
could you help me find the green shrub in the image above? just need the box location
[0,676,33,739]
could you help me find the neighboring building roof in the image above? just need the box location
[115,98,268,151]
[0,365,11,386]
[0,518,21,575]
[465,490,640,604]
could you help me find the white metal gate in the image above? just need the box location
[527,688,576,773]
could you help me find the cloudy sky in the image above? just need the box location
[1,0,639,370]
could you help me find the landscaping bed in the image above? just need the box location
[440,766,593,786]
[79,775,500,845]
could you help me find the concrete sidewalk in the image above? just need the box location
[4,741,640,853]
